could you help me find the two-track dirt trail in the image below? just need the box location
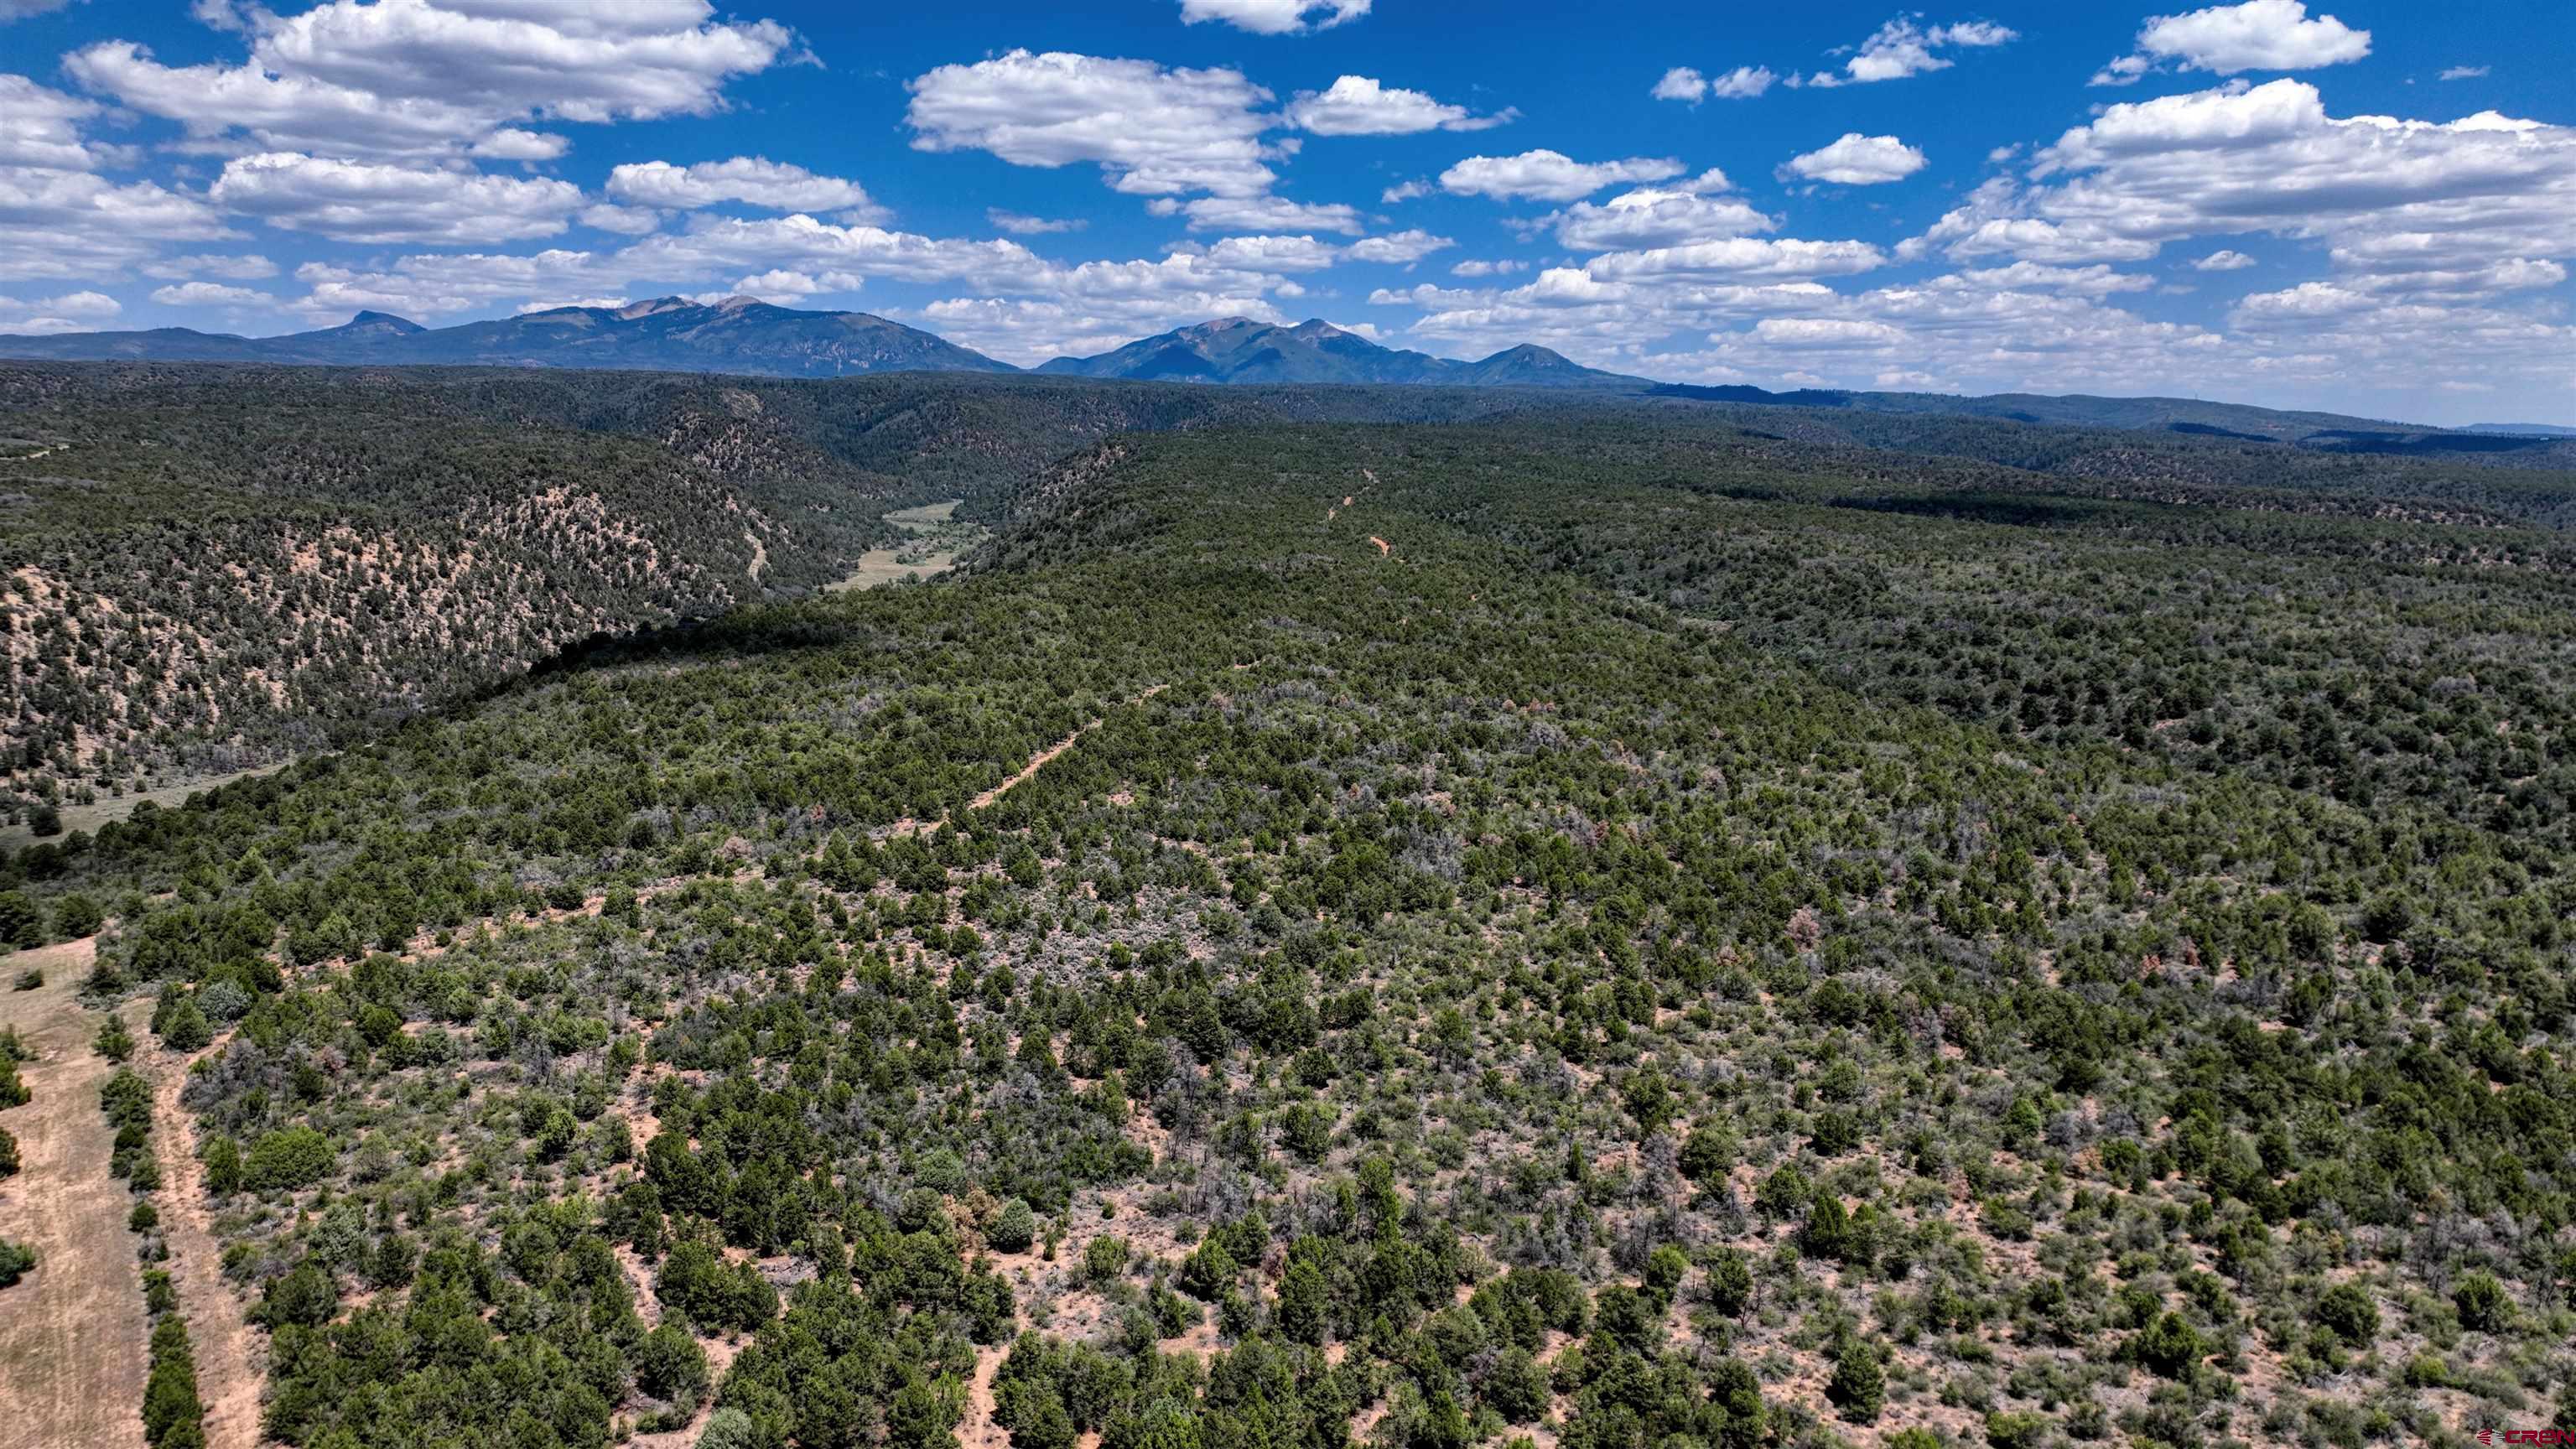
[967,684,1169,813]
[0,938,148,1449]
[891,684,1171,838]
[123,1000,265,1449]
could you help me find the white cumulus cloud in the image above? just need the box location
[988,210,1088,236]
[1783,133,1928,185]
[906,50,1277,198]
[1176,0,1369,34]
[1161,195,1365,235]
[149,280,271,306]
[1951,262,2155,296]
[470,129,569,162]
[606,158,881,216]
[210,152,587,244]
[1587,236,1888,283]
[1753,317,1908,348]
[1286,75,1510,136]
[1193,234,1343,273]
[2094,1,2370,86]
[1654,65,1778,101]
[0,168,236,280]
[1344,229,1453,264]
[1904,80,2576,320]
[1440,149,1685,203]
[1808,17,2018,88]
[1652,67,1707,103]
[729,268,861,300]
[1546,180,1774,252]
[140,253,279,281]
[0,76,126,172]
[0,288,121,333]
[1708,65,1779,99]
[66,0,792,158]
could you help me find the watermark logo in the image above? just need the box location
[2478,1431,2576,1446]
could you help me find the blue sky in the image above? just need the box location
[2,0,2569,423]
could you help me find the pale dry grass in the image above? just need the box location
[0,938,149,1449]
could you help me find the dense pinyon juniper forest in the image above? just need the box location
[1,362,2572,1449]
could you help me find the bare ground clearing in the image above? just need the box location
[0,764,288,853]
[828,499,988,592]
[0,938,148,1449]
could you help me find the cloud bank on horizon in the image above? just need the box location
[0,0,2568,422]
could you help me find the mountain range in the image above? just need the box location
[3,298,2566,447]
[1034,316,1645,389]
[0,296,1010,378]
[0,299,1644,390]
[2461,422,2576,438]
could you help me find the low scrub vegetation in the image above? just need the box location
[5,385,2572,1447]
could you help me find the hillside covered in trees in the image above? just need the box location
[0,364,1571,823]
[1,369,2573,1449]
[10,361,2573,834]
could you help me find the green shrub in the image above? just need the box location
[2317,1283,2378,1346]
[1083,1234,1129,1283]
[50,894,104,940]
[1827,1337,1885,1422]
[635,1322,709,1408]
[1987,1410,2049,1449]
[0,1238,34,1288]
[1484,1346,1550,1424]
[242,1127,334,1191]
[2453,1274,2510,1332]
[202,1137,242,1196]
[0,891,44,949]
[252,1261,337,1329]
[1679,1120,1736,1182]
[155,998,210,1054]
[2133,1312,2204,1379]
[988,1197,1036,1254]
[1704,1247,1754,1317]
[697,1407,756,1449]
[141,1312,202,1447]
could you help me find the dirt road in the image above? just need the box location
[0,939,149,1449]
[127,1002,265,1449]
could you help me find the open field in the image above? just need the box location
[0,939,148,1449]
[827,497,989,590]
[0,765,288,854]
[885,501,962,529]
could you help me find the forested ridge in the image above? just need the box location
[9,362,2570,827]
[0,363,1594,820]
[0,371,2572,1449]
